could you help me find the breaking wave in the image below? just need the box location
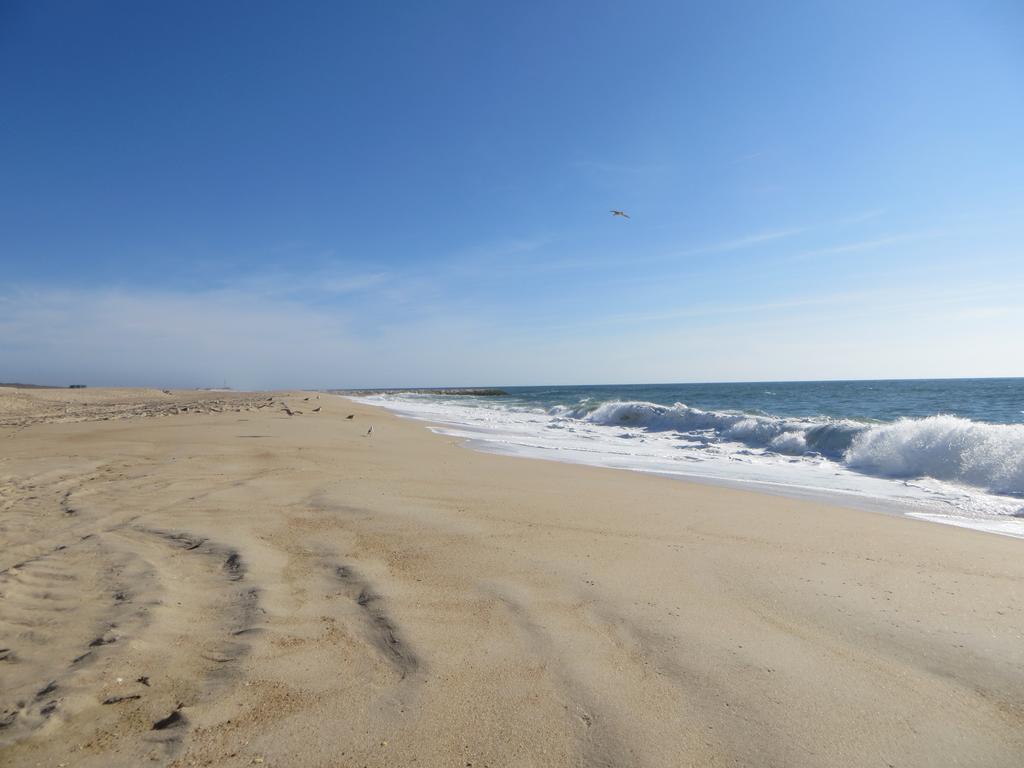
[845,415,1024,495]
[554,401,1024,495]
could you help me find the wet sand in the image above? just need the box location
[1,387,1022,767]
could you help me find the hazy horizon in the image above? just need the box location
[2,2,1022,389]
[7,375,1024,394]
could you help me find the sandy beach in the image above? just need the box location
[1,386,1022,767]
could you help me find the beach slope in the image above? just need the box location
[1,387,1022,767]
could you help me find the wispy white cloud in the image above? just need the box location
[791,231,940,261]
[955,305,1023,320]
[317,272,391,295]
[506,280,1024,337]
[832,209,886,226]
[434,235,573,281]
[520,289,874,333]
[678,210,898,260]
[0,283,506,389]
[681,228,804,256]
[225,267,392,300]
[450,236,555,264]
[3,274,1022,389]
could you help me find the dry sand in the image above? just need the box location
[1,387,1022,767]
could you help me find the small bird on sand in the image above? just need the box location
[610,209,631,219]
[312,406,321,413]
[346,414,355,420]
[366,426,373,436]
[303,397,310,401]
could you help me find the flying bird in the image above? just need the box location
[610,210,631,219]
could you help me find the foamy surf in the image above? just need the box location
[344,386,1024,538]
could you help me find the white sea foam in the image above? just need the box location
[567,401,864,457]
[845,415,1024,494]
[570,401,1024,496]
[347,394,1024,538]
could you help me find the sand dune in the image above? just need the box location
[1,388,1022,767]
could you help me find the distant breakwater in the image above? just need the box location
[329,388,508,397]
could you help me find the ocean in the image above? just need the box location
[347,378,1024,537]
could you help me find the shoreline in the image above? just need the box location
[348,392,1024,539]
[2,387,1023,767]
[459,427,1024,538]
[352,396,930,517]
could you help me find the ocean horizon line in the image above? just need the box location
[329,374,1024,392]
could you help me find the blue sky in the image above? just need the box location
[1,1,1022,388]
